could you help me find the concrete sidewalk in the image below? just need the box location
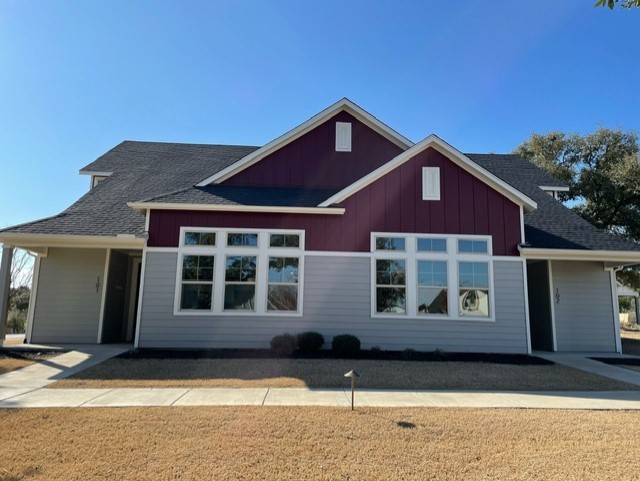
[2,345,640,409]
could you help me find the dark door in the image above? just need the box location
[526,260,554,351]
[101,251,129,343]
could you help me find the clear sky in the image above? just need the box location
[1,0,638,228]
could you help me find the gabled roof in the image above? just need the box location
[319,134,538,213]
[195,98,414,186]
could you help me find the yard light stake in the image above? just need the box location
[344,370,360,411]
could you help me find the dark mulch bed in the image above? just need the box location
[119,348,553,365]
[0,348,66,362]
[591,357,640,366]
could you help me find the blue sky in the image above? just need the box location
[1,0,638,228]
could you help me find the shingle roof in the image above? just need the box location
[3,141,639,253]
[467,154,640,252]
[140,185,339,208]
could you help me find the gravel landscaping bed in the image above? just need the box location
[50,349,636,391]
[1,406,639,481]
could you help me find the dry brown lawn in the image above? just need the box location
[50,357,637,391]
[622,329,640,356]
[1,406,639,481]
[0,358,34,375]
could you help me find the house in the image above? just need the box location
[1,98,639,353]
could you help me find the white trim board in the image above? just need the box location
[128,202,345,215]
[0,233,144,250]
[196,98,414,186]
[319,134,537,212]
[519,247,640,264]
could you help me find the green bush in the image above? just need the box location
[403,348,417,361]
[296,331,324,352]
[270,333,297,357]
[7,308,27,334]
[332,334,361,358]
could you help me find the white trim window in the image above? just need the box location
[371,233,494,321]
[174,228,304,316]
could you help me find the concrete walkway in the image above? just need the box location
[536,351,640,387]
[2,345,640,409]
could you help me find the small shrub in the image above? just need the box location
[296,331,325,352]
[370,346,383,358]
[270,333,297,357]
[434,347,447,361]
[403,348,417,361]
[332,334,361,358]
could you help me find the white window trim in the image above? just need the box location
[370,233,495,322]
[174,227,304,317]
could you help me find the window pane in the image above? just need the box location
[184,232,199,245]
[227,233,258,247]
[459,289,490,317]
[375,237,405,251]
[226,256,256,282]
[417,238,447,252]
[458,261,489,289]
[180,284,212,310]
[269,234,300,248]
[224,285,256,310]
[183,255,214,281]
[458,239,488,253]
[267,285,298,311]
[184,232,215,246]
[376,287,406,313]
[376,259,405,286]
[418,260,447,288]
[418,287,448,314]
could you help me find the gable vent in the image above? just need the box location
[335,122,352,152]
[422,167,441,201]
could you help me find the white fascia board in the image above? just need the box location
[78,170,113,177]
[539,185,569,192]
[196,98,414,186]
[0,233,145,250]
[319,134,538,212]
[519,246,640,264]
[127,202,345,215]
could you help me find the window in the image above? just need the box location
[417,260,448,314]
[375,259,406,313]
[267,257,299,311]
[184,231,216,246]
[175,228,304,316]
[375,236,406,251]
[179,255,214,310]
[422,167,440,201]
[371,233,493,320]
[269,234,300,248]
[458,239,488,254]
[417,238,446,252]
[458,261,490,317]
[224,256,257,311]
[227,233,258,247]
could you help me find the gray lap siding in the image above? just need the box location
[138,252,528,353]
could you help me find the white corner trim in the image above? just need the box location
[195,98,413,186]
[608,269,622,353]
[319,134,538,212]
[25,255,42,344]
[134,247,148,348]
[519,246,640,264]
[519,206,525,244]
[97,248,111,344]
[521,259,532,354]
[127,202,345,215]
[547,260,558,352]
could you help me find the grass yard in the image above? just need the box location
[0,406,639,481]
[0,357,34,375]
[0,349,64,375]
[50,356,637,391]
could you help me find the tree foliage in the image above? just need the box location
[595,0,640,8]
[514,128,640,289]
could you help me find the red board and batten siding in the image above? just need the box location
[149,147,521,256]
[222,111,404,189]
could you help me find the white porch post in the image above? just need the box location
[0,246,14,347]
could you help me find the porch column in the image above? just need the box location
[0,246,14,347]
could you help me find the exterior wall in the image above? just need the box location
[31,248,106,343]
[138,252,528,353]
[222,111,404,189]
[149,148,522,256]
[551,261,616,352]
